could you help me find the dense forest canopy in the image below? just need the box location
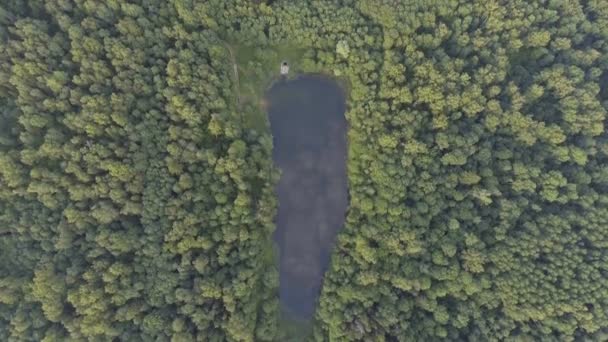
[0,0,607,341]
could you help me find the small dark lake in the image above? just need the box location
[267,75,348,320]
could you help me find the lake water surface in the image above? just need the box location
[267,75,347,319]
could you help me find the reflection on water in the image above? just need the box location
[267,75,347,320]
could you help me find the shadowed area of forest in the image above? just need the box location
[267,76,347,320]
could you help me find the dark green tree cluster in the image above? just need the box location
[0,1,277,341]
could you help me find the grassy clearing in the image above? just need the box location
[225,42,307,132]
[275,316,314,342]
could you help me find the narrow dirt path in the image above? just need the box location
[223,42,241,108]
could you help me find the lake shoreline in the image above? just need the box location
[266,75,348,322]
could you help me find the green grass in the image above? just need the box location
[224,42,307,132]
[276,316,314,342]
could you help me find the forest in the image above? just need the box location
[1,0,607,341]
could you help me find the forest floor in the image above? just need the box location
[276,318,313,342]
[223,42,242,107]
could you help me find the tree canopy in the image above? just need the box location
[1,0,608,341]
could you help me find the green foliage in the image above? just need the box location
[313,0,608,341]
[1,0,608,341]
[0,1,277,340]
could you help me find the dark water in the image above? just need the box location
[267,75,347,319]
